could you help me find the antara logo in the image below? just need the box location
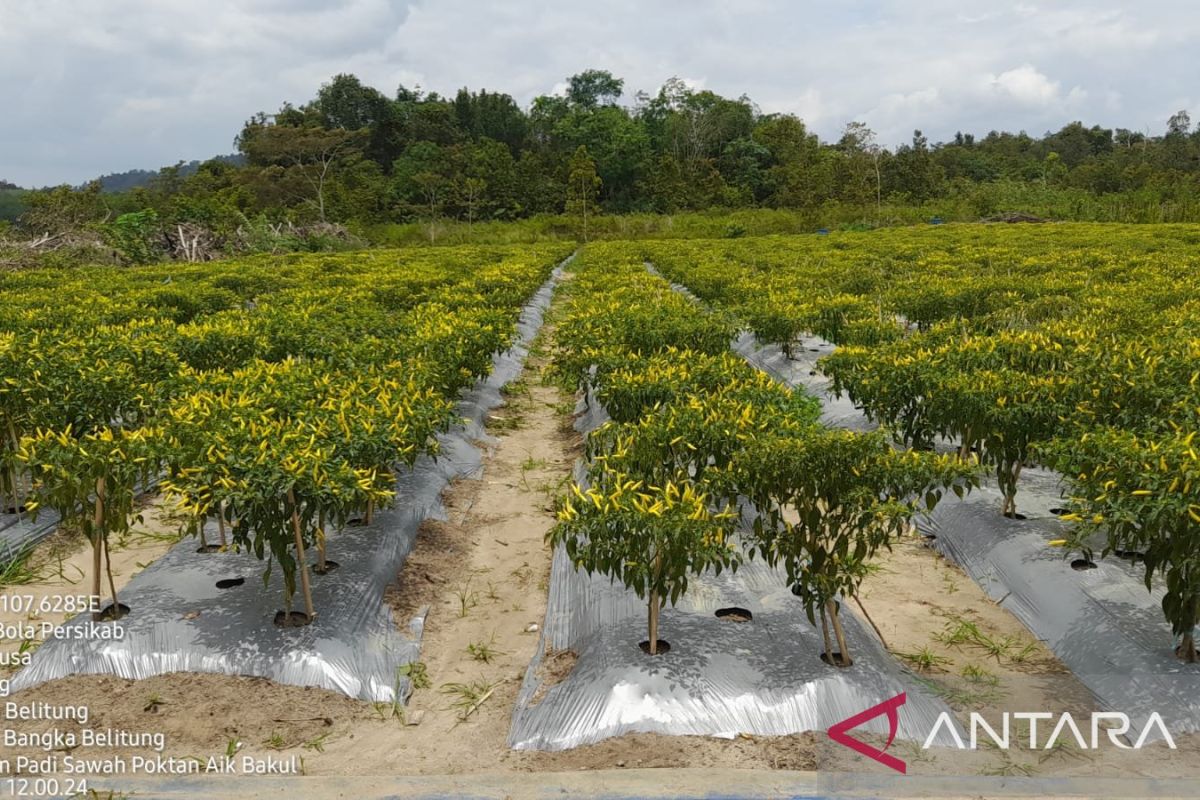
[923,711,1177,751]
[827,692,908,774]
[829,693,1177,775]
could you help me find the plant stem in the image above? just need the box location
[647,549,662,654]
[820,602,835,662]
[288,488,315,620]
[217,501,227,547]
[316,510,326,572]
[648,591,659,655]
[1002,461,1024,516]
[853,594,888,650]
[91,478,104,610]
[103,525,119,614]
[828,598,852,667]
[1181,598,1198,662]
[1181,631,1196,663]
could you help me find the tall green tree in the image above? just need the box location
[566,69,624,109]
[836,121,883,211]
[753,114,832,208]
[565,146,601,240]
[236,118,365,222]
[887,130,943,203]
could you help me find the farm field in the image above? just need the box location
[643,222,1200,657]
[1,224,1199,792]
[0,243,571,620]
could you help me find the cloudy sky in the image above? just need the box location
[1,0,1195,187]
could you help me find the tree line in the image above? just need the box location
[4,70,1200,259]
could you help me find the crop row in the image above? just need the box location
[643,224,1200,660]
[0,244,572,622]
[548,243,975,662]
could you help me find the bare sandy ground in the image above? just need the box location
[813,532,1200,778]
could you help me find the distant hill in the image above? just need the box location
[94,154,244,192]
[95,169,158,192]
[2,155,249,223]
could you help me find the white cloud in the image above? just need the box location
[763,88,826,127]
[875,88,943,116]
[991,65,1061,107]
[0,0,1197,186]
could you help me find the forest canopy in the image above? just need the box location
[4,71,1200,264]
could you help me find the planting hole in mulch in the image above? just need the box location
[1002,511,1028,521]
[1070,559,1098,571]
[274,611,312,628]
[312,561,340,575]
[4,505,27,515]
[94,603,131,622]
[638,639,671,655]
[820,651,853,667]
[809,370,817,376]
[715,607,753,622]
[1049,507,1069,516]
[808,348,821,353]
[347,518,366,527]
[1115,549,1146,562]
[196,544,223,554]
[215,578,245,589]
